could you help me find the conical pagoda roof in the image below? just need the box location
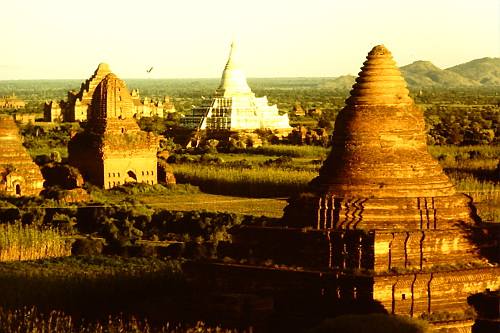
[310,45,455,198]
[214,41,253,97]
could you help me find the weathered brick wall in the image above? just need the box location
[373,229,484,271]
[184,262,499,321]
[224,226,485,272]
[373,268,500,316]
[183,261,375,303]
[222,226,374,270]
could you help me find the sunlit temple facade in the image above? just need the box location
[181,42,291,134]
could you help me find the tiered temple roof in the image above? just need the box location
[181,42,291,133]
[0,116,44,196]
[44,63,170,122]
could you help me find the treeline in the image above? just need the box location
[425,105,499,145]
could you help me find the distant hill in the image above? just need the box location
[319,57,500,89]
[317,75,356,89]
[447,57,500,86]
[400,60,481,87]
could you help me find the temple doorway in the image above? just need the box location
[15,184,21,195]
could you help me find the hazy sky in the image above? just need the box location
[1,0,499,80]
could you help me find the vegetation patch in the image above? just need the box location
[0,223,71,261]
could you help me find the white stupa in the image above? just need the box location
[181,42,291,133]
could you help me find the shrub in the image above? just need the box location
[71,237,104,256]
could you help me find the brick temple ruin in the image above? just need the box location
[0,93,26,108]
[67,70,159,189]
[183,46,500,332]
[0,116,44,196]
[44,63,174,122]
[180,42,292,144]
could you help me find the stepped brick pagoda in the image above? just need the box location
[183,46,499,332]
[68,69,159,189]
[44,63,170,122]
[0,116,44,196]
[181,42,291,134]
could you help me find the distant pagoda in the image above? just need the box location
[0,93,26,108]
[68,69,159,189]
[183,46,499,332]
[0,116,44,196]
[44,63,170,122]
[181,42,291,134]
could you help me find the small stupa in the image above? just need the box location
[183,46,499,332]
[180,42,292,134]
[68,67,159,189]
[0,116,44,196]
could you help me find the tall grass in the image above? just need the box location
[428,145,500,160]
[0,307,245,333]
[0,224,71,261]
[428,145,500,222]
[170,164,316,197]
[448,173,500,222]
[244,144,330,158]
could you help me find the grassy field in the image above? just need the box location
[139,192,288,218]
[170,164,315,198]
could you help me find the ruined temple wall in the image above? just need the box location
[373,268,500,317]
[225,226,483,273]
[43,102,62,122]
[73,104,88,122]
[373,230,484,272]
[183,261,377,304]
[184,262,499,318]
[223,226,376,270]
[222,227,332,269]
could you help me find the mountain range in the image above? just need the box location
[320,57,500,88]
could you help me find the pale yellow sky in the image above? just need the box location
[1,0,499,79]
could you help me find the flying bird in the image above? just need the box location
[147,67,154,73]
